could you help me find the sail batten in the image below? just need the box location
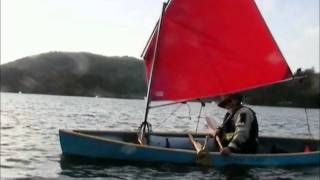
[144,0,292,101]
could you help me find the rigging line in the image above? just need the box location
[186,103,192,121]
[153,103,184,128]
[195,103,205,133]
[149,100,188,109]
[150,98,215,109]
[304,108,313,140]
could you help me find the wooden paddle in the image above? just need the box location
[188,117,223,153]
[188,133,212,166]
[206,117,223,151]
[188,116,224,166]
[188,133,204,154]
[188,133,209,154]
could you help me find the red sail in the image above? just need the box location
[143,0,292,101]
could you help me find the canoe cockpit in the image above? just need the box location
[72,130,320,154]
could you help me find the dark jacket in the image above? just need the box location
[218,105,259,153]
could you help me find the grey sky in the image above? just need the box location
[1,0,319,72]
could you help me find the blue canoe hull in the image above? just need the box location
[59,129,320,167]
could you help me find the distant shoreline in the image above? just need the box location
[1,52,319,108]
[1,91,319,110]
[0,91,145,100]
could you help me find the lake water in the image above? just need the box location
[1,92,319,179]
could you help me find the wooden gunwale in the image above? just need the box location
[60,129,320,157]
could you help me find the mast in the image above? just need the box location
[141,2,168,129]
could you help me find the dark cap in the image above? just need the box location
[218,94,243,108]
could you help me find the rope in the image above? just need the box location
[186,103,192,121]
[138,121,152,134]
[153,103,184,128]
[304,108,313,140]
[195,102,205,133]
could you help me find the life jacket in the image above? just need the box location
[219,106,258,153]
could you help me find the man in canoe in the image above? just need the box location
[216,94,259,155]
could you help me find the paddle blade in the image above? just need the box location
[206,117,219,130]
[188,133,204,154]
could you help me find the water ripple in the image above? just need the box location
[1,92,319,179]
[6,158,31,165]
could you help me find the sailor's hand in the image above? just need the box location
[220,147,231,156]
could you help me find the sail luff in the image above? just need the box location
[142,2,168,124]
[141,0,173,58]
[141,21,158,58]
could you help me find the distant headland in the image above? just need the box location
[1,51,319,108]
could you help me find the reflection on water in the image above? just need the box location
[60,155,319,180]
[1,92,319,179]
[59,155,243,180]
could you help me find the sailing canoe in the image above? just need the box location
[59,0,318,167]
[59,129,320,166]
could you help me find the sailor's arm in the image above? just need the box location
[228,108,254,152]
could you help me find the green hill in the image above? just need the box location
[0,52,147,98]
[243,68,320,108]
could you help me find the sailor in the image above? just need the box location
[215,94,259,155]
